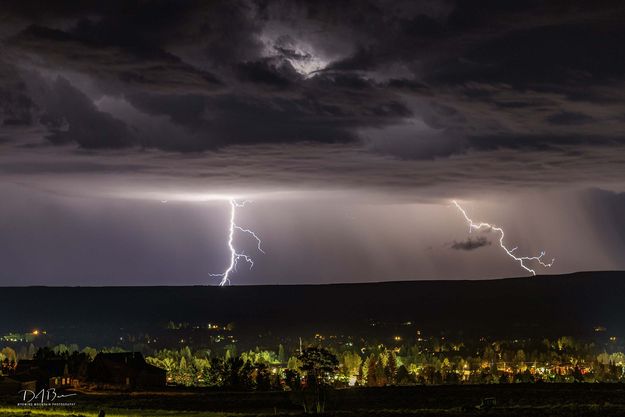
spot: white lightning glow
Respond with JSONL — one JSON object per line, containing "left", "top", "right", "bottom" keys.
{"left": 210, "top": 199, "right": 264, "bottom": 286}
{"left": 452, "top": 200, "right": 554, "bottom": 276}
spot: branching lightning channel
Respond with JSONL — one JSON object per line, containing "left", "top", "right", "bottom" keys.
{"left": 451, "top": 200, "right": 554, "bottom": 276}
{"left": 210, "top": 199, "right": 264, "bottom": 286}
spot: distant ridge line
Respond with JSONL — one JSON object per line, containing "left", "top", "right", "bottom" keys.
{"left": 3, "top": 270, "right": 624, "bottom": 288}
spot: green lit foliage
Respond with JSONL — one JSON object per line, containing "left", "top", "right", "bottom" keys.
{"left": 5, "top": 332, "right": 622, "bottom": 391}
{"left": 0, "top": 347, "right": 16, "bottom": 363}
{"left": 298, "top": 347, "right": 339, "bottom": 387}
{"left": 297, "top": 347, "right": 339, "bottom": 413}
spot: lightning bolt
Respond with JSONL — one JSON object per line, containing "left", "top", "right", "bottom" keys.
{"left": 451, "top": 200, "right": 554, "bottom": 276}
{"left": 210, "top": 199, "right": 264, "bottom": 286}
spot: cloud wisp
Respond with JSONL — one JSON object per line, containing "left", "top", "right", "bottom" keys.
{"left": 450, "top": 236, "right": 491, "bottom": 251}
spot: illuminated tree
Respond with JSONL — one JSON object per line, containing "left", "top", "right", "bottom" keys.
{"left": 365, "top": 354, "right": 377, "bottom": 386}
{"left": 81, "top": 347, "right": 98, "bottom": 360}
{"left": 284, "top": 368, "right": 301, "bottom": 391}
{"left": 340, "top": 351, "right": 362, "bottom": 381}
{"left": 206, "top": 357, "right": 224, "bottom": 386}
{"left": 255, "top": 363, "right": 272, "bottom": 391}
{"left": 1, "top": 347, "right": 17, "bottom": 363}
{"left": 396, "top": 365, "right": 415, "bottom": 385}
{"left": 34, "top": 347, "right": 57, "bottom": 360}
{"left": 287, "top": 355, "right": 301, "bottom": 370}
{"left": 53, "top": 344, "right": 69, "bottom": 355}
{"left": 375, "top": 354, "right": 387, "bottom": 386}
{"left": 298, "top": 347, "right": 339, "bottom": 413}
{"left": 299, "top": 347, "right": 338, "bottom": 386}
{"left": 385, "top": 351, "right": 397, "bottom": 385}
{"left": 26, "top": 344, "right": 36, "bottom": 359}
{"left": 514, "top": 349, "right": 527, "bottom": 372}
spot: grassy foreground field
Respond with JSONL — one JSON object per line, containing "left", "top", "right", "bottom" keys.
{"left": 2, "top": 384, "right": 625, "bottom": 417}
{"left": 0, "top": 410, "right": 235, "bottom": 417}
{"left": 2, "top": 407, "right": 625, "bottom": 417}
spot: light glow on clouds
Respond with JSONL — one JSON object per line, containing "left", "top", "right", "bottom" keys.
{"left": 260, "top": 32, "right": 329, "bottom": 76}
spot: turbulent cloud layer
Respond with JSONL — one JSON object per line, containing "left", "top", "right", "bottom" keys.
{"left": 1, "top": 1, "right": 625, "bottom": 284}
{"left": 1, "top": 1, "right": 625, "bottom": 163}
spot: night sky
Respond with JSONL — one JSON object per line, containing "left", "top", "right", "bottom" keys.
{"left": 1, "top": 1, "right": 625, "bottom": 285}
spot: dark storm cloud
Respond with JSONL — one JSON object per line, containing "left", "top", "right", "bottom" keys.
{"left": 2, "top": 0, "right": 416, "bottom": 150}
{"left": 118, "top": 77, "right": 411, "bottom": 150}
{"left": 450, "top": 236, "right": 491, "bottom": 251}
{"left": 32, "top": 76, "right": 134, "bottom": 148}
{"left": 0, "top": 60, "right": 35, "bottom": 126}
{"left": 0, "top": 0, "right": 624, "bottom": 174}
{"left": 317, "top": 1, "right": 625, "bottom": 155}
{"left": 546, "top": 112, "right": 595, "bottom": 126}
{"left": 8, "top": 25, "right": 222, "bottom": 94}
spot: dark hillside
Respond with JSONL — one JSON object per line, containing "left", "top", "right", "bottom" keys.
{"left": 1, "top": 271, "right": 624, "bottom": 345}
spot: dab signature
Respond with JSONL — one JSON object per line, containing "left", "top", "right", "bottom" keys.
{"left": 19, "top": 388, "right": 77, "bottom": 403}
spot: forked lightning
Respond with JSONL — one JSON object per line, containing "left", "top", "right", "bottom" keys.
{"left": 452, "top": 200, "right": 554, "bottom": 276}
{"left": 210, "top": 199, "right": 264, "bottom": 286}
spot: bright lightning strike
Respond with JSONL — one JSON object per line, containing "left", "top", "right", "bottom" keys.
{"left": 210, "top": 199, "right": 265, "bottom": 286}
{"left": 451, "top": 200, "right": 554, "bottom": 276}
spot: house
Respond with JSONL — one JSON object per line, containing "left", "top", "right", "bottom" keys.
{"left": 14, "top": 358, "right": 80, "bottom": 390}
{"left": 88, "top": 352, "right": 166, "bottom": 389}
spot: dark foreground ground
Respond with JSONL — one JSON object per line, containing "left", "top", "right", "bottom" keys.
{"left": 3, "top": 384, "right": 625, "bottom": 417}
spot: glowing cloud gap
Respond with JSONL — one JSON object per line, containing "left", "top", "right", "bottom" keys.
{"left": 451, "top": 200, "right": 554, "bottom": 276}
{"left": 210, "top": 199, "right": 264, "bottom": 286}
